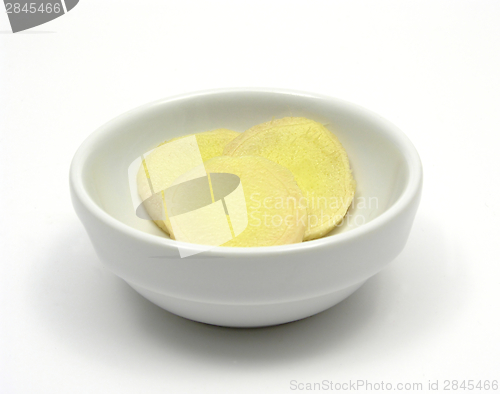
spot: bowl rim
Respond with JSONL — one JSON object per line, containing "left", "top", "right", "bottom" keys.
{"left": 70, "top": 87, "right": 423, "bottom": 256}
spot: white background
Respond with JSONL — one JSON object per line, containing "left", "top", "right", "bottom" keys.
{"left": 1, "top": 1, "right": 499, "bottom": 393}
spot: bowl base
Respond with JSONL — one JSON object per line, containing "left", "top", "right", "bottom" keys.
{"left": 127, "top": 280, "right": 366, "bottom": 328}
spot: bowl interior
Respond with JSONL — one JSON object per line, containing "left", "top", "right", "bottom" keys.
{"left": 79, "top": 90, "right": 411, "bottom": 241}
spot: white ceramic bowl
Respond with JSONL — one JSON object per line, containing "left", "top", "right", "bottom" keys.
{"left": 70, "top": 88, "right": 422, "bottom": 327}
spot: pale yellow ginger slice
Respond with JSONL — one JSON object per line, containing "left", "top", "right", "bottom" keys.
{"left": 166, "top": 156, "right": 306, "bottom": 247}
{"left": 223, "top": 117, "right": 355, "bottom": 241}
{"left": 137, "top": 129, "right": 239, "bottom": 237}
{"left": 164, "top": 128, "right": 240, "bottom": 162}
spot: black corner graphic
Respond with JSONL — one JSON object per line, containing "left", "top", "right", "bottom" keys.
{"left": 4, "top": 0, "right": 79, "bottom": 33}
{"left": 64, "top": 0, "right": 78, "bottom": 11}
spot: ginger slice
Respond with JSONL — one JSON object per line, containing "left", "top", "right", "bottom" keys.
{"left": 166, "top": 156, "right": 306, "bottom": 247}
{"left": 137, "top": 129, "right": 239, "bottom": 236}
{"left": 223, "top": 117, "right": 355, "bottom": 240}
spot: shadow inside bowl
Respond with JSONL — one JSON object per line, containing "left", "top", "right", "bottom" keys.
{"left": 28, "top": 213, "right": 467, "bottom": 370}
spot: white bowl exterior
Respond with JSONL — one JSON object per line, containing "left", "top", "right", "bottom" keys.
{"left": 128, "top": 281, "right": 366, "bottom": 327}
{"left": 70, "top": 88, "right": 422, "bottom": 327}
{"left": 71, "top": 187, "right": 420, "bottom": 304}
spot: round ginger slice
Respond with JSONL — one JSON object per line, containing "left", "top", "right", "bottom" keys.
{"left": 166, "top": 156, "right": 306, "bottom": 247}
{"left": 137, "top": 128, "right": 239, "bottom": 236}
{"left": 165, "top": 128, "right": 240, "bottom": 162}
{"left": 223, "top": 117, "right": 355, "bottom": 241}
